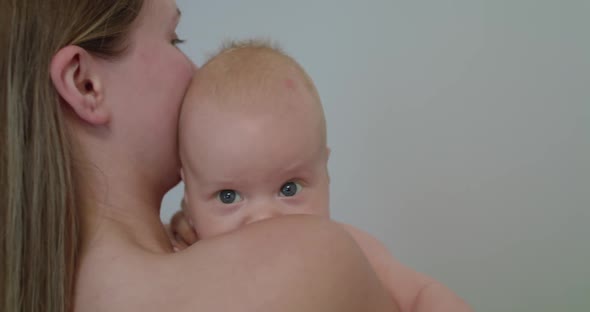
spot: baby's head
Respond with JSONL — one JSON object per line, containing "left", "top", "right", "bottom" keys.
{"left": 179, "top": 40, "right": 330, "bottom": 239}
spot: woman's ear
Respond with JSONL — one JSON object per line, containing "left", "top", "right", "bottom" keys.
{"left": 50, "top": 45, "right": 110, "bottom": 125}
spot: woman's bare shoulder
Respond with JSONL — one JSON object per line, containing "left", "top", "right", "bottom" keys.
{"left": 75, "top": 215, "right": 398, "bottom": 312}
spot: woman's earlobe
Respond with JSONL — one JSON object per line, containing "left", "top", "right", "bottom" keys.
{"left": 50, "top": 45, "right": 110, "bottom": 125}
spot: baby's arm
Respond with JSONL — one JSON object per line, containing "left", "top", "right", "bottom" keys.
{"left": 337, "top": 223, "right": 472, "bottom": 312}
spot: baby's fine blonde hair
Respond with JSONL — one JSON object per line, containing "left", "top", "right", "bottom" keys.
{"left": 184, "top": 39, "right": 326, "bottom": 143}
{"left": 196, "top": 39, "right": 322, "bottom": 110}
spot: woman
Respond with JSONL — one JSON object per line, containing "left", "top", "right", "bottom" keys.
{"left": 1, "top": 0, "right": 397, "bottom": 311}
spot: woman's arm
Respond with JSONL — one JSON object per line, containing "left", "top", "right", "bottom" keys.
{"left": 338, "top": 223, "right": 472, "bottom": 312}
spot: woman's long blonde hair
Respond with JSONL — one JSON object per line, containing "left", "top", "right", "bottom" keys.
{"left": 1, "top": 0, "right": 143, "bottom": 311}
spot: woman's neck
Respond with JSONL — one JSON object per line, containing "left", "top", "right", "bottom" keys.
{"left": 80, "top": 168, "right": 175, "bottom": 254}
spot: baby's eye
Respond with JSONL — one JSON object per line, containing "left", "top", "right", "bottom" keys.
{"left": 218, "top": 190, "right": 242, "bottom": 204}
{"left": 279, "top": 181, "right": 302, "bottom": 197}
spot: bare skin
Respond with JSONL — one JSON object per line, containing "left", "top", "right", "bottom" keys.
{"left": 172, "top": 46, "right": 472, "bottom": 312}
{"left": 75, "top": 216, "right": 397, "bottom": 312}
{"left": 54, "top": 0, "right": 401, "bottom": 310}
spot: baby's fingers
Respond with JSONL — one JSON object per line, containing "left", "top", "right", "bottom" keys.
{"left": 170, "top": 210, "right": 198, "bottom": 246}
{"left": 165, "top": 222, "right": 186, "bottom": 251}
{"left": 172, "top": 234, "right": 189, "bottom": 251}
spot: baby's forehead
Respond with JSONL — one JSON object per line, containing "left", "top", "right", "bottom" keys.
{"left": 184, "top": 67, "right": 319, "bottom": 121}
{"left": 194, "top": 43, "right": 316, "bottom": 96}
{"left": 179, "top": 41, "right": 326, "bottom": 150}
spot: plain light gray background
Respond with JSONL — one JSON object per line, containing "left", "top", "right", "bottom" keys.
{"left": 160, "top": 1, "right": 590, "bottom": 311}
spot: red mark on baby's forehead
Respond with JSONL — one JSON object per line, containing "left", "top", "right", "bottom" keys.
{"left": 284, "top": 78, "right": 297, "bottom": 91}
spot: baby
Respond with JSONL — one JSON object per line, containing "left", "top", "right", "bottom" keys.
{"left": 173, "top": 40, "right": 471, "bottom": 312}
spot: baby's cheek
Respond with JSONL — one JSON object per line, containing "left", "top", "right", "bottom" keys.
{"left": 194, "top": 220, "right": 218, "bottom": 239}
{"left": 193, "top": 227, "right": 212, "bottom": 240}
{"left": 312, "top": 190, "right": 330, "bottom": 217}
{"left": 196, "top": 215, "right": 239, "bottom": 239}
{"left": 298, "top": 199, "right": 329, "bottom": 217}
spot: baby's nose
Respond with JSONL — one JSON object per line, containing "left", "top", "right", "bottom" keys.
{"left": 244, "top": 203, "right": 283, "bottom": 225}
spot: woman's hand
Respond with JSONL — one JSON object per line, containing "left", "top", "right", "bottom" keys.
{"left": 167, "top": 197, "right": 199, "bottom": 251}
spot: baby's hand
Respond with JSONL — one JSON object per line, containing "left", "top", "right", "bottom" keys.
{"left": 168, "top": 198, "right": 199, "bottom": 251}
